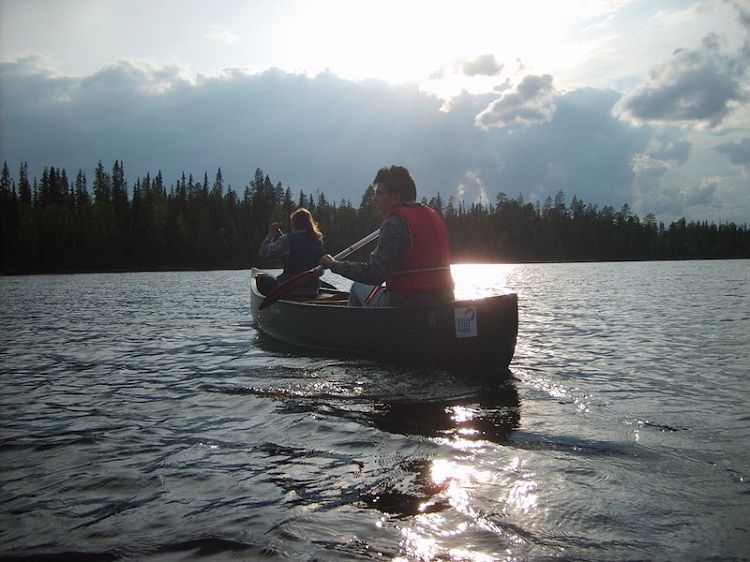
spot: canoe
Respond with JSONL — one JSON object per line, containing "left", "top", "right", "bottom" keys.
{"left": 250, "top": 268, "right": 518, "bottom": 372}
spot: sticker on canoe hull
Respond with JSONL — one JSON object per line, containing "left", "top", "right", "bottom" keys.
{"left": 454, "top": 306, "right": 478, "bottom": 338}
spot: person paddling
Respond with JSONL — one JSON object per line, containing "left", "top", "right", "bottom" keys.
{"left": 258, "top": 207, "right": 325, "bottom": 296}
{"left": 320, "top": 165, "right": 454, "bottom": 307}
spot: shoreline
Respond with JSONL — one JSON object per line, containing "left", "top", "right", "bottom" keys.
{"left": 2, "top": 256, "right": 748, "bottom": 277}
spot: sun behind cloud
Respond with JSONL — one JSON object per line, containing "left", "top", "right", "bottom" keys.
{"left": 270, "top": 0, "right": 594, "bottom": 89}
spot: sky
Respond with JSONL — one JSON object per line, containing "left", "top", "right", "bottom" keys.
{"left": 1, "top": 0, "right": 749, "bottom": 224}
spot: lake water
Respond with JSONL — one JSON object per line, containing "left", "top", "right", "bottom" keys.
{"left": 1, "top": 260, "right": 749, "bottom": 561}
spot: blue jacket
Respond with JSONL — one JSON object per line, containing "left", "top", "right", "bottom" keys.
{"left": 278, "top": 231, "right": 325, "bottom": 282}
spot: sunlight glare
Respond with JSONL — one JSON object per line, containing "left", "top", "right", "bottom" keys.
{"left": 278, "top": 0, "right": 594, "bottom": 87}
{"left": 451, "top": 263, "right": 517, "bottom": 300}
{"left": 504, "top": 457, "right": 539, "bottom": 513}
{"left": 448, "top": 405, "right": 476, "bottom": 423}
{"left": 447, "top": 405, "right": 482, "bottom": 437}
{"left": 399, "top": 528, "right": 439, "bottom": 561}
{"left": 431, "top": 458, "right": 490, "bottom": 488}
{"left": 397, "top": 457, "right": 533, "bottom": 560}
{"left": 507, "top": 479, "right": 539, "bottom": 513}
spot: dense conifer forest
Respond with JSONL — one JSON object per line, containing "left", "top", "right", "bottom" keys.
{"left": 1, "top": 160, "right": 748, "bottom": 275}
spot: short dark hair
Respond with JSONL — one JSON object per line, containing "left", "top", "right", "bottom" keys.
{"left": 373, "top": 165, "right": 416, "bottom": 201}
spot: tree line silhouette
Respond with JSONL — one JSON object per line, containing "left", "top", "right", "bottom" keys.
{"left": 1, "top": 160, "right": 748, "bottom": 275}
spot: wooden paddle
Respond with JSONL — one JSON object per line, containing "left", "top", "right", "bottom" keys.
{"left": 259, "top": 228, "right": 381, "bottom": 310}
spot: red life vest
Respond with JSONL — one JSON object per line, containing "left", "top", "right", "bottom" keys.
{"left": 386, "top": 205, "right": 454, "bottom": 294}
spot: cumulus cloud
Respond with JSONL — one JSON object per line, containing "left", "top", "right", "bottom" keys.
{"left": 648, "top": 130, "right": 692, "bottom": 165}
{"left": 461, "top": 54, "right": 503, "bottom": 77}
{"left": 455, "top": 171, "right": 490, "bottom": 205}
{"left": 628, "top": 128, "right": 695, "bottom": 215}
{"left": 715, "top": 137, "right": 750, "bottom": 171}
{"left": 725, "top": 0, "right": 750, "bottom": 30}
{"left": 474, "top": 74, "right": 556, "bottom": 129}
{"left": 0, "top": 57, "right": 452, "bottom": 197}
{"left": 649, "top": 138, "right": 692, "bottom": 165}
{"left": 614, "top": 33, "right": 750, "bottom": 129}
{"left": 632, "top": 153, "right": 670, "bottom": 182}
{"left": 428, "top": 68, "right": 445, "bottom": 80}
{"left": 630, "top": 153, "right": 669, "bottom": 214}
{"left": 682, "top": 177, "right": 722, "bottom": 208}
{"left": 0, "top": 54, "right": 78, "bottom": 105}
{"left": 651, "top": 176, "right": 731, "bottom": 220}
{"left": 0, "top": 57, "right": 746, "bottom": 222}
{"left": 474, "top": 87, "right": 651, "bottom": 207}
{"left": 630, "top": 155, "right": 728, "bottom": 218}
{"left": 630, "top": 141, "right": 744, "bottom": 221}
{"left": 428, "top": 54, "right": 503, "bottom": 81}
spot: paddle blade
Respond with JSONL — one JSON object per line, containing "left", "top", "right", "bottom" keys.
{"left": 258, "top": 268, "right": 321, "bottom": 310}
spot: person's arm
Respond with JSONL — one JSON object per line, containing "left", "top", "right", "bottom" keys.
{"left": 324, "top": 215, "right": 409, "bottom": 285}
{"left": 259, "top": 231, "right": 290, "bottom": 259}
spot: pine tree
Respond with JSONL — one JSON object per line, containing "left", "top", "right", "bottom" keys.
{"left": 112, "top": 160, "right": 130, "bottom": 225}
{"left": 74, "top": 170, "right": 91, "bottom": 213}
{"left": 0, "top": 162, "right": 16, "bottom": 269}
{"left": 1, "top": 162, "right": 12, "bottom": 197}
{"left": 211, "top": 168, "right": 224, "bottom": 199}
{"left": 93, "top": 161, "right": 111, "bottom": 204}
{"left": 17, "top": 162, "right": 32, "bottom": 205}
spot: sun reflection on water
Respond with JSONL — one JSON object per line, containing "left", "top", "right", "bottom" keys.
{"left": 447, "top": 405, "right": 482, "bottom": 438}
{"left": 390, "top": 450, "right": 540, "bottom": 560}
{"left": 451, "top": 263, "right": 518, "bottom": 301}
{"left": 448, "top": 405, "right": 476, "bottom": 423}
{"left": 395, "top": 458, "right": 510, "bottom": 560}
{"left": 503, "top": 457, "right": 539, "bottom": 513}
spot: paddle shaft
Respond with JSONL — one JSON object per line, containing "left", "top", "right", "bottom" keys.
{"left": 293, "top": 227, "right": 381, "bottom": 277}
{"left": 331, "top": 228, "right": 381, "bottom": 261}
{"left": 308, "top": 227, "right": 383, "bottom": 275}
{"left": 258, "top": 228, "right": 380, "bottom": 309}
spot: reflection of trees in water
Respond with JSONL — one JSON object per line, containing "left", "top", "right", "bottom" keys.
{"left": 359, "top": 376, "right": 520, "bottom": 517}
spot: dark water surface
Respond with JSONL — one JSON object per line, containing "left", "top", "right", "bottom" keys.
{"left": 1, "top": 261, "right": 749, "bottom": 561}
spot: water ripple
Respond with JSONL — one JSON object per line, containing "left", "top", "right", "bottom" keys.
{"left": 1, "top": 263, "right": 749, "bottom": 561}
